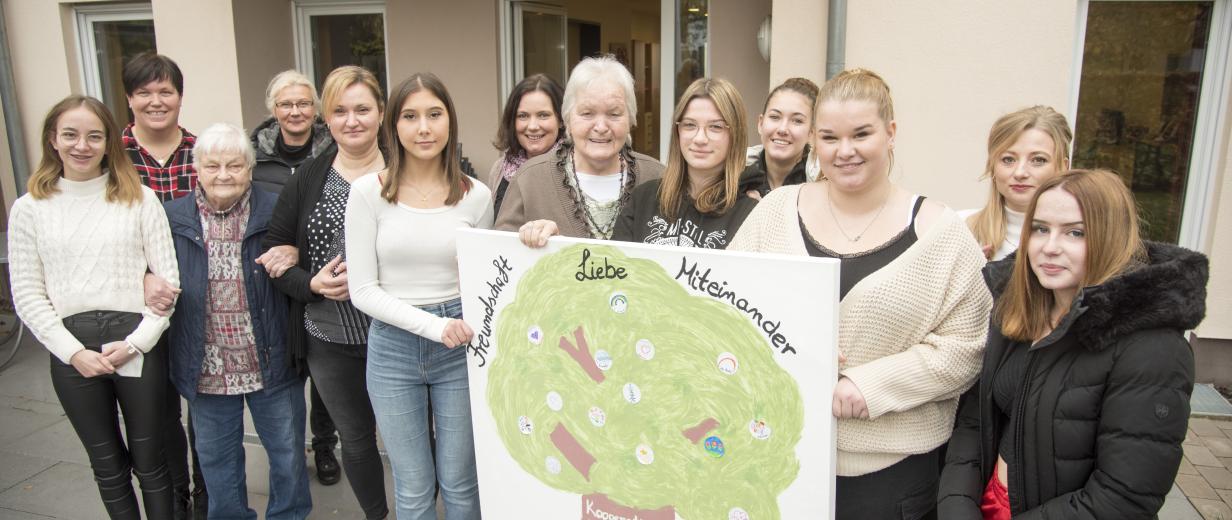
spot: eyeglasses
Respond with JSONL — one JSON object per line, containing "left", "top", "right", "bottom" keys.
{"left": 275, "top": 100, "right": 314, "bottom": 112}
{"left": 57, "top": 131, "right": 105, "bottom": 146}
{"left": 677, "top": 120, "right": 728, "bottom": 139}
{"left": 200, "top": 163, "right": 247, "bottom": 174}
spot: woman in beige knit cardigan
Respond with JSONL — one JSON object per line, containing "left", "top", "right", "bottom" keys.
{"left": 729, "top": 69, "right": 992, "bottom": 520}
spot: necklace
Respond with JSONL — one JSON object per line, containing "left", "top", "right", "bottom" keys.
{"left": 334, "top": 151, "right": 383, "bottom": 181}
{"left": 567, "top": 151, "right": 628, "bottom": 239}
{"left": 406, "top": 181, "right": 442, "bottom": 202}
{"left": 826, "top": 184, "right": 891, "bottom": 242}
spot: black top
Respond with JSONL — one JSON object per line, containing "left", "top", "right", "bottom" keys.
{"left": 992, "top": 340, "right": 1030, "bottom": 472}
{"left": 802, "top": 196, "right": 926, "bottom": 299}
{"left": 276, "top": 133, "right": 313, "bottom": 167}
{"left": 737, "top": 148, "right": 809, "bottom": 198}
{"left": 302, "top": 168, "right": 369, "bottom": 344}
{"left": 612, "top": 178, "right": 758, "bottom": 249}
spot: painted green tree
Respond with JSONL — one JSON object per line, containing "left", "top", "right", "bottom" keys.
{"left": 488, "top": 244, "right": 803, "bottom": 519}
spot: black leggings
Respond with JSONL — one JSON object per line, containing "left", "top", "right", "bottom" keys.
{"left": 50, "top": 311, "right": 173, "bottom": 520}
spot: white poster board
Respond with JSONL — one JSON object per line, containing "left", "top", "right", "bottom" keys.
{"left": 458, "top": 229, "right": 840, "bottom": 519}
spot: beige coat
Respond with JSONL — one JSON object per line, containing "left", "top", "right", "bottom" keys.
{"left": 493, "top": 145, "right": 664, "bottom": 238}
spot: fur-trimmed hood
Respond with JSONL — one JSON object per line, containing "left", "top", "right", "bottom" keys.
{"left": 984, "top": 241, "right": 1208, "bottom": 352}
{"left": 251, "top": 116, "right": 333, "bottom": 162}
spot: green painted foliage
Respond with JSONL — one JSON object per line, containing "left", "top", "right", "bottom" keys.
{"left": 488, "top": 244, "right": 803, "bottom": 519}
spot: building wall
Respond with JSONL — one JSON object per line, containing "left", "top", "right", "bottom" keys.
{"left": 845, "top": 0, "right": 1079, "bottom": 211}
{"left": 4, "top": 0, "right": 77, "bottom": 182}
{"left": 1198, "top": 77, "right": 1232, "bottom": 340}
{"left": 709, "top": 0, "right": 771, "bottom": 144}
{"left": 385, "top": 0, "right": 501, "bottom": 172}
{"left": 152, "top": 0, "right": 244, "bottom": 131}
{"left": 767, "top": 0, "right": 825, "bottom": 88}
{"left": 232, "top": 0, "right": 295, "bottom": 131}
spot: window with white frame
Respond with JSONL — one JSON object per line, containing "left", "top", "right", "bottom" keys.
{"left": 1072, "top": 0, "right": 1231, "bottom": 247}
{"left": 293, "top": 0, "right": 388, "bottom": 93}
{"left": 75, "top": 3, "right": 156, "bottom": 127}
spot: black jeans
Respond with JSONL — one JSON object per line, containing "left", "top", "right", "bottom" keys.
{"left": 51, "top": 311, "right": 173, "bottom": 520}
{"left": 309, "top": 376, "right": 340, "bottom": 452}
{"left": 305, "top": 335, "right": 388, "bottom": 519}
{"left": 835, "top": 447, "right": 941, "bottom": 520}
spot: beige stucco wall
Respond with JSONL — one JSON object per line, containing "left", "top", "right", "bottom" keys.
{"left": 386, "top": 0, "right": 500, "bottom": 172}
{"left": 3, "top": 0, "right": 78, "bottom": 190}
{"left": 845, "top": 0, "right": 1079, "bottom": 211}
{"left": 710, "top": 0, "right": 770, "bottom": 144}
{"left": 152, "top": 0, "right": 244, "bottom": 132}
{"left": 232, "top": 0, "right": 295, "bottom": 132}
{"left": 768, "top": 0, "right": 825, "bottom": 89}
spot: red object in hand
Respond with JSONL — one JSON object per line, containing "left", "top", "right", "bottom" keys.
{"left": 980, "top": 474, "right": 1011, "bottom": 520}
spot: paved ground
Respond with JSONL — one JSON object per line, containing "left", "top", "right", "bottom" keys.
{"left": 0, "top": 332, "right": 1211, "bottom": 519}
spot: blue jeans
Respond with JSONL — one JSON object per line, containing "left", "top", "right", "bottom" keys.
{"left": 367, "top": 298, "right": 479, "bottom": 520}
{"left": 190, "top": 379, "right": 311, "bottom": 520}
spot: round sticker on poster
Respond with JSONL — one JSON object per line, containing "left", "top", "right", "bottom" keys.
{"left": 595, "top": 350, "right": 613, "bottom": 371}
{"left": 588, "top": 406, "right": 606, "bottom": 427}
{"left": 717, "top": 352, "right": 739, "bottom": 375}
{"left": 728, "top": 507, "right": 750, "bottom": 520}
{"left": 623, "top": 382, "right": 642, "bottom": 404}
{"left": 636, "top": 443, "right": 655, "bottom": 465}
{"left": 704, "top": 436, "right": 725, "bottom": 458}
{"left": 609, "top": 292, "right": 629, "bottom": 314}
{"left": 545, "top": 456, "right": 562, "bottom": 475}
{"left": 635, "top": 339, "right": 655, "bottom": 360}
{"left": 527, "top": 325, "right": 543, "bottom": 345}
{"left": 517, "top": 416, "right": 533, "bottom": 435}
{"left": 749, "top": 419, "right": 772, "bottom": 441}
{"left": 546, "top": 391, "right": 563, "bottom": 412}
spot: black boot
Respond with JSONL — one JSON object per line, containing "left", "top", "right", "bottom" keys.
{"left": 172, "top": 488, "right": 190, "bottom": 520}
{"left": 315, "top": 448, "right": 342, "bottom": 485}
{"left": 191, "top": 487, "right": 208, "bottom": 520}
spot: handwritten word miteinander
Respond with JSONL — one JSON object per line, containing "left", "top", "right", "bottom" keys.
{"left": 575, "top": 248, "right": 627, "bottom": 282}
{"left": 675, "top": 257, "right": 797, "bottom": 355}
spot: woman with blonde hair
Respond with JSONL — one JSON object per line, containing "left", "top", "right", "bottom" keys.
{"left": 262, "top": 65, "right": 389, "bottom": 519}
{"left": 730, "top": 69, "right": 991, "bottom": 519}
{"left": 9, "top": 95, "right": 179, "bottom": 519}
{"left": 939, "top": 169, "right": 1203, "bottom": 518}
{"left": 609, "top": 77, "right": 756, "bottom": 248}
{"left": 963, "top": 106, "right": 1072, "bottom": 260}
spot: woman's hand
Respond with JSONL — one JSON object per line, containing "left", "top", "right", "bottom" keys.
{"left": 256, "top": 245, "right": 300, "bottom": 278}
{"left": 981, "top": 244, "right": 994, "bottom": 260}
{"left": 833, "top": 377, "right": 869, "bottom": 419}
{"left": 309, "top": 255, "right": 349, "bottom": 301}
{"left": 441, "top": 319, "right": 474, "bottom": 349}
{"left": 143, "top": 273, "right": 181, "bottom": 317}
{"left": 519, "top": 219, "right": 559, "bottom": 248}
{"left": 101, "top": 341, "right": 138, "bottom": 368}
{"left": 69, "top": 349, "right": 115, "bottom": 377}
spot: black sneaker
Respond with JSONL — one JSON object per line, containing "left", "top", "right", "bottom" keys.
{"left": 315, "top": 448, "right": 341, "bottom": 485}
{"left": 191, "top": 488, "right": 208, "bottom": 520}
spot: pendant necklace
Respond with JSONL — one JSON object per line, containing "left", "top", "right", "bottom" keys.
{"left": 827, "top": 185, "right": 890, "bottom": 242}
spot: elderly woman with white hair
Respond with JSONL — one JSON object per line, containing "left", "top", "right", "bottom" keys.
{"left": 164, "top": 123, "right": 311, "bottom": 520}
{"left": 495, "top": 54, "right": 664, "bottom": 241}
{"left": 251, "top": 69, "right": 334, "bottom": 195}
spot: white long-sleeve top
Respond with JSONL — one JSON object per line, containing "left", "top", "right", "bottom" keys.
{"left": 958, "top": 206, "right": 1025, "bottom": 261}
{"left": 8, "top": 174, "right": 180, "bottom": 364}
{"left": 345, "top": 173, "right": 493, "bottom": 343}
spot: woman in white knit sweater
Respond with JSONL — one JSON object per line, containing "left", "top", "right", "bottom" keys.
{"left": 729, "top": 70, "right": 992, "bottom": 520}
{"left": 346, "top": 73, "right": 492, "bottom": 519}
{"left": 8, "top": 95, "right": 180, "bottom": 519}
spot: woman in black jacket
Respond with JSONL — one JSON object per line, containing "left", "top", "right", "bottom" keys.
{"left": 259, "top": 65, "right": 389, "bottom": 520}
{"left": 609, "top": 77, "right": 756, "bottom": 249}
{"left": 938, "top": 168, "right": 1206, "bottom": 519}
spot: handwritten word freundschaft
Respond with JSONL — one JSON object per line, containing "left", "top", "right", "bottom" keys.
{"left": 470, "top": 255, "right": 512, "bottom": 367}
{"left": 675, "top": 258, "right": 797, "bottom": 355}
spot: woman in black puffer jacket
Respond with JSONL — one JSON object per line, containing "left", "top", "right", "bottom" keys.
{"left": 938, "top": 168, "right": 1207, "bottom": 519}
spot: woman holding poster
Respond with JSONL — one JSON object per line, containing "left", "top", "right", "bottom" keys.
{"left": 346, "top": 72, "right": 492, "bottom": 519}
{"left": 938, "top": 169, "right": 1202, "bottom": 519}
{"left": 729, "top": 69, "right": 992, "bottom": 519}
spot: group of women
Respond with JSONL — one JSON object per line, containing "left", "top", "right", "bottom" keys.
{"left": 9, "top": 50, "right": 1207, "bottom": 520}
